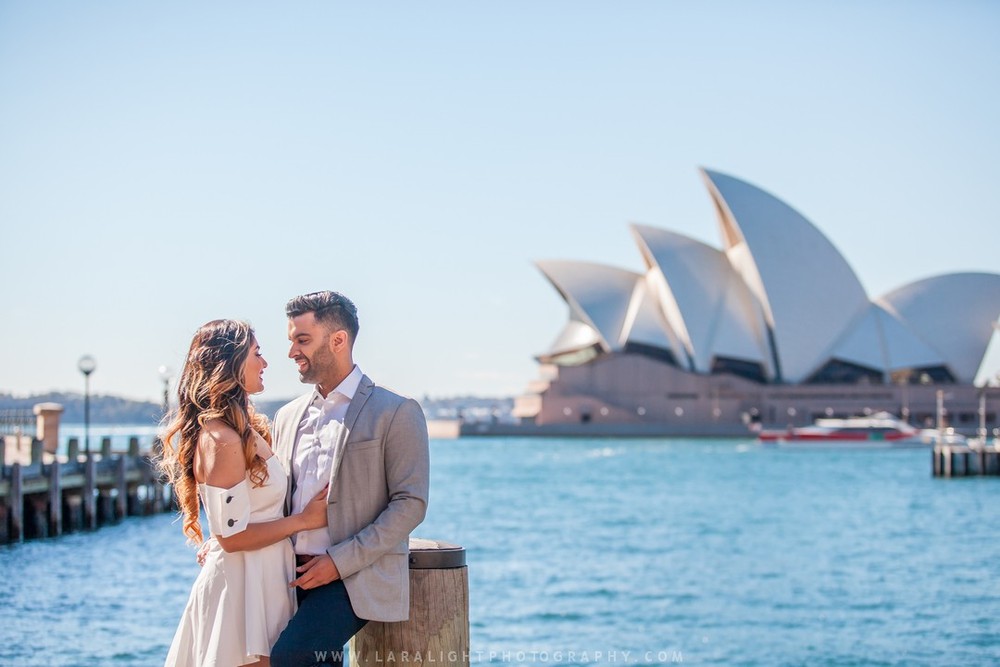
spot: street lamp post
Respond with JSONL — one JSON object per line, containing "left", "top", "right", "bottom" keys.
{"left": 158, "top": 365, "right": 172, "bottom": 417}
{"left": 77, "top": 355, "right": 97, "bottom": 456}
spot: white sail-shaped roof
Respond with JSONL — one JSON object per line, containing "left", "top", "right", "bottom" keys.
{"left": 819, "top": 302, "right": 945, "bottom": 376}
{"left": 536, "top": 260, "right": 657, "bottom": 355}
{"left": 619, "top": 272, "right": 678, "bottom": 352}
{"left": 629, "top": 223, "right": 771, "bottom": 376}
{"left": 532, "top": 170, "right": 1000, "bottom": 387}
{"left": 700, "top": 168, "right": 871, "bottom": 382}
{"left": 546, "top": 318, "right": 602, "bottom": 357}
{"left": 877, "top": 272, "right": 1000, "bottom": 383}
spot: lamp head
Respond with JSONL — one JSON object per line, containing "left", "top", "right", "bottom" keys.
{"left": 78, "top": 355, "right": 97, "bottom": 376}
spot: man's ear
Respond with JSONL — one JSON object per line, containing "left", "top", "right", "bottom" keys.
{"left": 330, "top": 330, "right": 349, "bottom": 353}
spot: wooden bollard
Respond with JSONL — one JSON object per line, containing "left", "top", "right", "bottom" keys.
{"left": 9, "top": 463, "right": 24, "bottom": 542}
{"left": 350, "top": 538, "right": 469, "bottom": 666}
{"left": 67, "top": 437, "right": 79, "bottom": 463}
{"left": 128, "top": 437, "right": 140, "bottom": 458}
{"left": 48, "top": 459, "right": 63, "bottom": 536}
{"left": 64, "top": 494, "right": 83, "bottom": 532}
{"left": 141, "top": 458, "right": 161, "bottom": 514}
{"left": 100, "top": 437, "right": 112, "bottom": 460}
{"left": 115, "top": 456, "right": 128, "bottom": 519}
{"left": 26, "top": 495, "right": 48, "bottom": 539}
{"left": 30, "top": 438, "right": 44, "bottom": 465}
{"left": 83, "top": 456, "right": 97, "bottom": 529}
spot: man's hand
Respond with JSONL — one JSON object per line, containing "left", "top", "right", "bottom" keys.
{"left": 290, "top": 554, "right": 341, "bottom": 589}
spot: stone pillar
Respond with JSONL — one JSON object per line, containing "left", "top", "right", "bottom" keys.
{"left": 33, "top": 402, "right": 64, "bottom": 455}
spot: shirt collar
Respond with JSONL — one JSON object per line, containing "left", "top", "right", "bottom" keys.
{"left": 311, "top": 365, "right": 363, "bottom": 405}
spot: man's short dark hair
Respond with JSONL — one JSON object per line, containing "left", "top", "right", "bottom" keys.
{"left": 285, "top": 291, "right": 360, "bottom": 343}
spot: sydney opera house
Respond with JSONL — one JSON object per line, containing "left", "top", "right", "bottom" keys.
{"left": 509, "top": 169, "right": 1000, "bottom": 436}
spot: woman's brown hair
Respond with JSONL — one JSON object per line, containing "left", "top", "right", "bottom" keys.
{"left": 158, "top": 319, "right": 271, "bottom": 543}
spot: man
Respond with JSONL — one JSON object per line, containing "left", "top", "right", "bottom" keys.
{"left": 269, "top": 291, "right": 430, "bottom": 667}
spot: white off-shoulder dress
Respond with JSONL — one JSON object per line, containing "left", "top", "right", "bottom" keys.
{"left": 165, "top": 453, "right": 296, "bottom": 667}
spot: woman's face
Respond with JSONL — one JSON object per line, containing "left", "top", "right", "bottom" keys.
{"left": 242, "top": 337, "right": 268, "bottom": 394}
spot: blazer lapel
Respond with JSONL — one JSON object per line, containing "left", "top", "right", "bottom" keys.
{"left": 281, "top": 393, "right": 314, "bottom": 516}
{"left": 343, "top": 375, "right": 373, "bottom": 435}
{"left": 327, "top": 375, "right": 374, "bottom": 490}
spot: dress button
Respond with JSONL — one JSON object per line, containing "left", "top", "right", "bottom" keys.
{"left": 226, "top": 496, "right": 233, "bottom": 503}
{"left": 228, "top": 519, "right": 236, "bottom": 527}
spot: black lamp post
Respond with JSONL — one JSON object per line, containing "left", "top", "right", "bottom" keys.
{"left": 77, "top": 355, "right": 97, "bottom": 456}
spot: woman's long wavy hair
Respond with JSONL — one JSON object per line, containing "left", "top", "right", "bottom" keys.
{"left": 158, "top": 319, "right": 272, "bottom": 544}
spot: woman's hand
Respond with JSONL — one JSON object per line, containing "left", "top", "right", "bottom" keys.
{"left": 196, "top": 537, "right": 216, "bottom": 566}
{"left": 298, "top": 486, "right": 330, "bottom": 530}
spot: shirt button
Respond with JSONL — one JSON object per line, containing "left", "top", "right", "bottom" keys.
{"left": 228, "top": 519, "right": 236, "bottom": 527}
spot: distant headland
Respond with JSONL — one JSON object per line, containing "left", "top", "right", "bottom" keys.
{"left": 0, "top": 391, "right": 513, "bottom": 425}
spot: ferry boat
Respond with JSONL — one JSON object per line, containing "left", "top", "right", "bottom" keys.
{"left": 757, "top": 412, "right": 925, "bottom": 447}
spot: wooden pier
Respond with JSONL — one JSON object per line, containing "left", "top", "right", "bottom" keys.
{"left": 0, "top": 434, "right": 172, "bottom": 543}
{"left": 932, "top": 442, "right": 1000, "bottom": 478}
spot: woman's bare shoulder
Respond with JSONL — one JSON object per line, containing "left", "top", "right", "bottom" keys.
{"left": 198, "top": 419, "right": 242, "bottom": 451}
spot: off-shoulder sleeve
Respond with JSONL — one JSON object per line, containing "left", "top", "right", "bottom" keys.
{"left": 202, "top": 480, "right": 251, "bottom": 538}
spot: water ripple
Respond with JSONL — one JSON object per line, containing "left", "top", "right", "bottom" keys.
{"left": 2, "top": 438, "right": 1000, "bottom": 665}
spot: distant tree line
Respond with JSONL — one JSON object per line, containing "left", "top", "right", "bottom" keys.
{"left": 0, "top": 392, "right": 166, "bottom": 425}
{"left": 0, "top": 392, "right": 512, "bottom": 425}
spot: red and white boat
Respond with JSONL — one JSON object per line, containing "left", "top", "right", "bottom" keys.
{"left": 756, "top": 412, "right": 925, "bottom": 448}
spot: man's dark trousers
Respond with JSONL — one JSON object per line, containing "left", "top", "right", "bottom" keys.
{"left": 271, "top": 580, "right": 368, "bottom": 667}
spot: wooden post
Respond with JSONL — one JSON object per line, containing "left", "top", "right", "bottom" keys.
{"left": 83, "top": 456, "right": 97, "bottom": 530}
{"left": 67, "top": 437, "right": 80, "bottom": 463}
{"left": 143, "top": 457, "right": 160, "bottom": 514}
{"left": 101, "top": 437, "right": 112, "bottom": 460}
{"left": 9, "top": 463, "right": 24, "bottom": 542}
{"left": 64, "top": 493, "right": 83, "bottom": 532}
{"left": 350, "top": 538, "right": 469, "bottom": 666}
{"left": 128, "top": 437, "right": 140, "bottom": 458}
{"left": 30, "top": 438, "right": 44, "bottom": 465}
{"left": 115, "top": 456, "right": 127, "bottom": 520}
{"left": 48, "top": 459, "right": 63, "bottom": 536}
{"left": 27, "top": 495, "right": 48, "bottom": 539}
{"left": 138, "top": 456, "right": 157, "bottom": 515}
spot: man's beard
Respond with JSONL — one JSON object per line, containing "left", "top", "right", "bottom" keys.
{"left": 298, "top": 343, "right": 334, "bottom": 384}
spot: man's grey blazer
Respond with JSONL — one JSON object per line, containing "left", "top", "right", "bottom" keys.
{"left": 272, "top": 374, "right": 430, "bottom": 622}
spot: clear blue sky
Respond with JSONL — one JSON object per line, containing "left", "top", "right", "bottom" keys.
{"left": 2, "top": 1, "right": 998, "bottom": 403}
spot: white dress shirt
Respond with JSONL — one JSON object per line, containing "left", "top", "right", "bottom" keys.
{"left": 290, "top": 364, "right": 363, "bottom": 555}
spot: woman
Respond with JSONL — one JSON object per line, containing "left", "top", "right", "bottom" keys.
{"left": 160, "top": 320, "right": 328, "bottom": 667}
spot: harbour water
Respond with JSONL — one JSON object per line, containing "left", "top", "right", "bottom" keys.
{"left": 2, "top": 435, "right": 998, "bottom": 666}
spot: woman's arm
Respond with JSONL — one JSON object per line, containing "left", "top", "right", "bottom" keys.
{"left": 198, "top": 422, "right": 327, "bottom": 553}
{"left": 215, "top": 488, "right": 326, "bottom": 553}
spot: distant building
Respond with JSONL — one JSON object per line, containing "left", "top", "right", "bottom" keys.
{"left": 513, "top": 169, "right": 1000, "bottom": 435}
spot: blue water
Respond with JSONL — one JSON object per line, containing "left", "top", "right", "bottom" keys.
{"left": 54, "top": 424, "right": 161, "bottom": 456}
{"left": 1, "top": 437, "right": 998, "bottom": 666}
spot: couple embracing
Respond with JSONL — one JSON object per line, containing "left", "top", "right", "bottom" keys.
{"left": 159, "top": 291, "right": 430, "bottom": 667}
